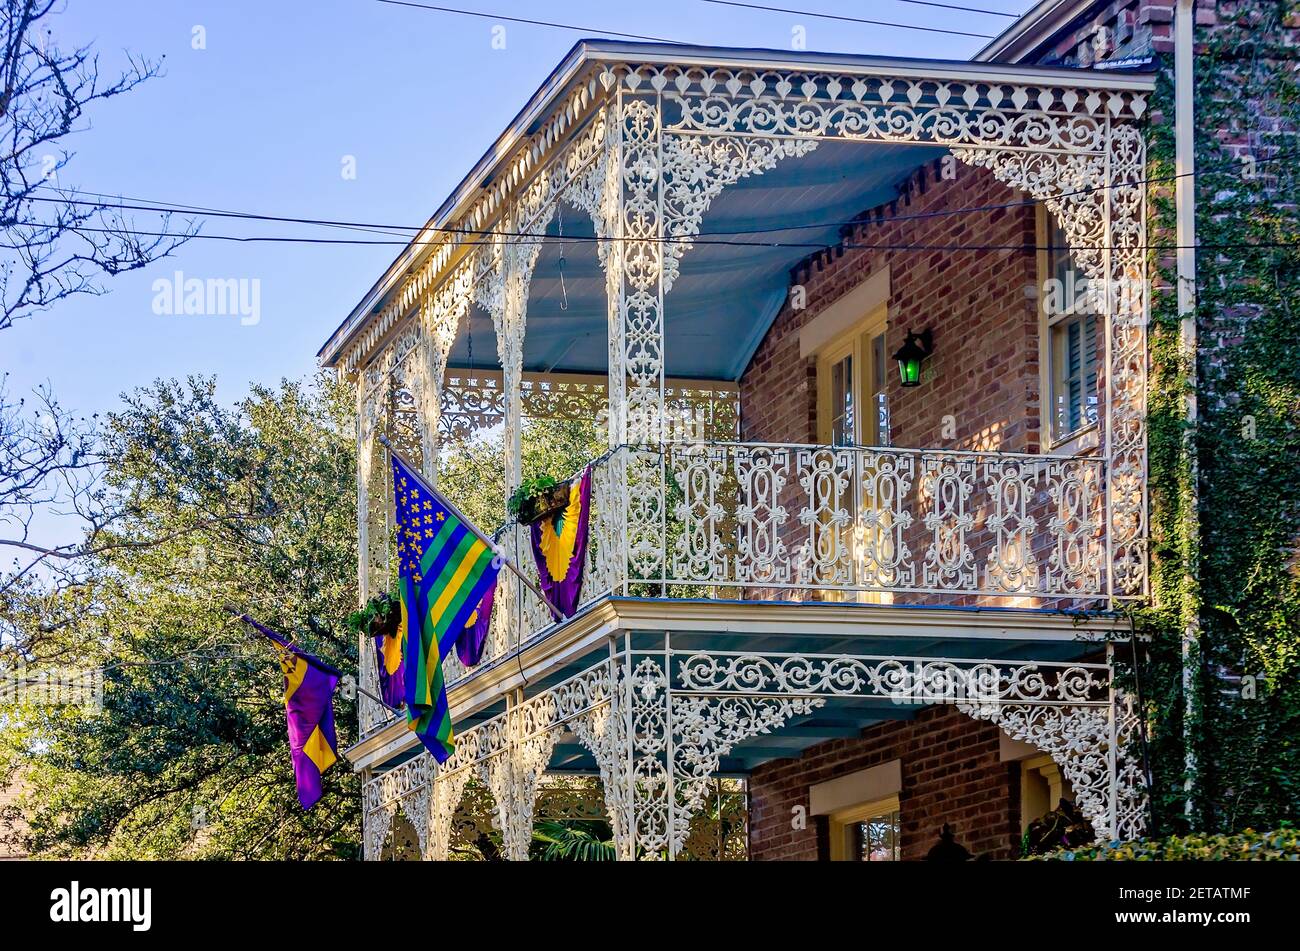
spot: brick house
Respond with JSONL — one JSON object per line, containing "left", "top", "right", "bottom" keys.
{"left": 0, "top": 778, "right": 29, "bottom": 860}
{"left": 317, "top": 2, "right": 1257, "bottom": 859}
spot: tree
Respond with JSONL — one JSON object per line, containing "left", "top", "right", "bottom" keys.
{"left": 437, "top": 416, "right": 607, "bottom": 536}
{"left": 1, "top": 0, "right": 195, "bottom": 329}
{"left": 0, "top": 375, "right": 360, "bottom": 858}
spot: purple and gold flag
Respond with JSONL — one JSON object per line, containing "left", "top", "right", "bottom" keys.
{"left": 455, "top": 577, "right": 497, "bottom": 667}
{"left": 374, "top": 620, "right": 405, "bottom": 709}
{"left": 392, "top": 454, "right": 502, "bottom": 761}
{"left": 529, "top": 467, "right": 592, "bottom": 620}
{"left": 242, "top": 615, "right": 340, "bottom": 810}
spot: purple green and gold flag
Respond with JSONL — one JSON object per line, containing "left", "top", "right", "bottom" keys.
{"left": 242, "top": 615, "right": 340, "bottom": 810}
{"left": 529, "top": 467, "right": 592, "bottom": 620}
{"left": 392, "top": 454, "right": 501, "bottom": 762}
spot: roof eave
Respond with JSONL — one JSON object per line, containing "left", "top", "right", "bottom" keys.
{"left": 320, "top": 36, "right": 1154, "bottom": 370}
{"left": 973, "top": 0, "right": 1105, "bottom": 64}
{"left": 317, "top": 39, "right": 596, "bottom": 368}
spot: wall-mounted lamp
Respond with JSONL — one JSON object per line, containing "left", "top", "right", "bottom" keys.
{"left": 892, "top": 329, "right": 933, "bottom": 388}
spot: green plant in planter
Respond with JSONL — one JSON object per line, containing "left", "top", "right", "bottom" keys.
{"left": 1021, "top": 800, "right": 1095, "bottom": 857}
{"left": 507, "top": 474, "right": 571, "bottom": 525}
{"left": 531, "top": 819, "right": 616, "bottom": 861}
{"left": 346, "top": 592, "right": 400, "bottom": 639}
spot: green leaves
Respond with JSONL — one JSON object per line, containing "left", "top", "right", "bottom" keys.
{"left": 1031, "top": 828, "right": 1300, "bottom": 862}
{"left": 506, "top": 475, "right": 559, "bottom": 518}
{"left": 1140, "top": 6, "right": 1300, "bottom": 834}
{"left": 1, "top": 374, "right": 361, "bottom": 859}
{"left": 531, "top": 819, "right": 617, "bottom": 862}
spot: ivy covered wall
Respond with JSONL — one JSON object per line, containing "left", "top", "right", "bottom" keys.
{"left": 1142, "top": 0, "right": 1299, "bottom": 833}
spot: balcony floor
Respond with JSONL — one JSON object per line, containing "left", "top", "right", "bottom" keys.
{"left": 348, "top": 595, "right": 1124, "bottom": 772}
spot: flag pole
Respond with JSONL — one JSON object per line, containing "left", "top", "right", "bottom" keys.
{"left": 377, "top": 434, "right": 566, "bottom": 622}
{"left": 223, "top": 605, "right": 401, "bottom": 713}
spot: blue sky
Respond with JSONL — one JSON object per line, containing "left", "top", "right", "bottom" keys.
{"left": 2, "top": 0, "right": 1030, "bottom": 419}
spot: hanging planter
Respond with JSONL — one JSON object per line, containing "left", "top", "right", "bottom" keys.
{"left": 345, "top": 593, "right": 404, "bottom": 710}
{"left": 345, "top": 592, "right": 399, "bottom": 641}
{"left": 508, "top": 475, "right": 572, "bottom": 526}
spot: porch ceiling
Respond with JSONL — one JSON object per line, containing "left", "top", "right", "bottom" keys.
{"left": 446, "top": 139, "right": 946, "bottom": 382}
{"left": 321, "top": 40, "right": 1155, "bottom": 373}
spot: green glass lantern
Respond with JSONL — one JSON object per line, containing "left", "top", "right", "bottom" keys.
{"left": 892, "top": 329, "right": 933, "bottom": 388}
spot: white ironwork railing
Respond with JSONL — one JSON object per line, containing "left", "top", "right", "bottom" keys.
{"left": 359, "top": 442, "right": 1107, "bottom": 738}
{"left": 660, "top": 442, "right": 1105, "bottom": 598}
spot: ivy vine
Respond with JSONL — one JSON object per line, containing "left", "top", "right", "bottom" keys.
{"left": 1138, "top": 0, "right": 1300, "bottom": 834}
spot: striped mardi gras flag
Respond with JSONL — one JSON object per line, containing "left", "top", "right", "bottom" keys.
{"left": 391, "top": 454, "right": 500, "bottom": 761}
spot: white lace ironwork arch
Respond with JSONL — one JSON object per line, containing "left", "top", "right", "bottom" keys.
{"left": 350, "top": 57, "right": 1147, "bottom": 601}
{"left": 667, "top": 648, "right": 1146, "bottom": 846}
{"left": 361, "top": 644, "right": 1146, "bottom": 860}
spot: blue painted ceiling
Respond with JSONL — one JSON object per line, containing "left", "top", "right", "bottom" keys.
{"left": 446, "top": 139, "right": 948, "bottom": 382}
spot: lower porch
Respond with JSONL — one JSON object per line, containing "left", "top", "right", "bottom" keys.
{"left": 357, "top": 600, "right": 1145, "bottom": 860}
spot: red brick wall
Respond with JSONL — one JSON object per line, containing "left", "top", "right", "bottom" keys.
{"left": 748, "top": 706, "right": 1021, "bottom": 861}
{"left": 739, "top": 160, "right": 1041, "bottom": 457}
{"left": 987, "top": 1, "right": 1172, "bottom": 66}
{"left": 736, "top": 161, "right": 1056, "bottom": 607}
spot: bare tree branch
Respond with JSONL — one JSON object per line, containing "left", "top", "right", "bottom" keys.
{"left": 0, "top": 0, "right": 196, "bottom": 329}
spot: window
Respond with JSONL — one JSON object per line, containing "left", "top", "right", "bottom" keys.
{"left": 853, "top": 808, "right": 902, "bottom": 862}
{"left": 1038, "top": 209, "right": 1100, "bottom": 445}
{"left": 828, "top": 795, "right": 902, "bottom": 861}
{"left": 816, "top": 306, "right": 889, "bottom": 447}
{"left": 828, "top": 351, "right": 854, "bottom": 446}
{"left": 811, "top": 305, "right": 891, "bottom": 602}
{"left": 1050, "top": 313, "right": 1099, "bottom": 436}
{"left": 811, "top": 762, "right": 902, "bottom": 860}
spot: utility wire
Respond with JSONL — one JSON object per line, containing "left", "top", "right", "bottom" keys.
{"left": 34, "top": 221, "right": 1300, "bottom": 253}
{"left": 377, "top": 0, "right": 1007, "bottom": 41}
{"left": 374, "top": 0, "right": 688, "bottom": 43}
{"left": 696, "top": 0, "right": 997, "bottom": 38}
{"left": 26, "top": 146, "right": 1297, "bottom": 248}
{"left": 867, "top": 0, "right": 1020, "bottom": 16}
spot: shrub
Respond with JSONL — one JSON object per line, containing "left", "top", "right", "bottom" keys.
{"left": 1029, "top": 827, "right": 1300, "bottom": 861}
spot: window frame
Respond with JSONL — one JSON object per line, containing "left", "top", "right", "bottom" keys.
{"left": 828, "top": 794, "right": 901, "bottom": 862}
{"left": 1036, "top": 204, "right": 1101, "bottom": 453}
{"left": 815, "top": 303, "right": 889, "bottom": 448}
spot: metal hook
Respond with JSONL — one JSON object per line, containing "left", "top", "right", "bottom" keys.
{"left": 557, "top": 207, "right": 569, "bottom": 311}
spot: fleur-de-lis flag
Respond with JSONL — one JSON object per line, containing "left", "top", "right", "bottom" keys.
{"left": 391, "top": 454, "right": 501, "bottom": 761}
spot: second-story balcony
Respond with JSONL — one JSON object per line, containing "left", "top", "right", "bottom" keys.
{"left": 353, "top": 433, "right": 1112, "bottom": 739}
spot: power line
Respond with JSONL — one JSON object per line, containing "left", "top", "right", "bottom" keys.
{"left": 35, "top": 184, "right": 418, "bottom": 241}
{"left": 376, "top": 0, "right": 1005, "bottom": 42}
{"left": 696, "top": 0, "right": 997, "bottom": 38}
{"left": 374, "top": 0, "right": 688, "bottom": 43}
{"left": 36, "top": 221, "right": 1299, "bottom": 254}
{"left": 26, "top": 184, "right": 420, "bottom": 237}
{"left": 23, "top": 145, "right": 1297, "bottom": 251}
{"left": 871, "top": 0, "right": 1020, "bottom": 16}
